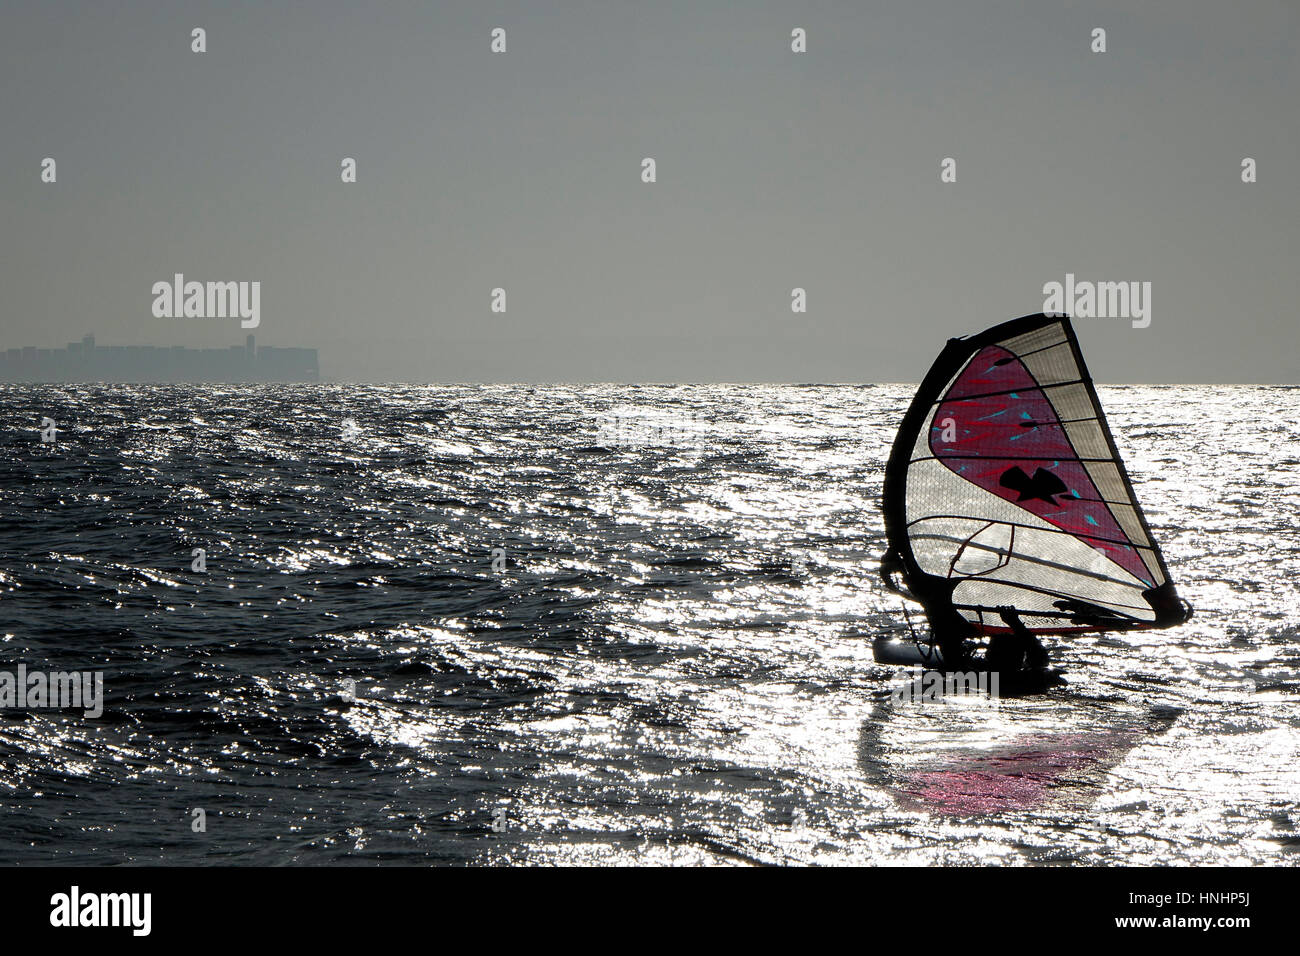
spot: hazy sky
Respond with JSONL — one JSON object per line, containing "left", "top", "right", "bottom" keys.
{"left": 1, "top": 1, "right": 1295, "bottom": 382}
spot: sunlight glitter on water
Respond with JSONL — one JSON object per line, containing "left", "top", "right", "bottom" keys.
{"left": 0, "top": 384, "right": 1297, "bottom": 863}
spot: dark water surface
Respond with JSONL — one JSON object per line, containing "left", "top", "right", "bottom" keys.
{"left": 1, "top": 384, "right": 1297, "bottom": 864}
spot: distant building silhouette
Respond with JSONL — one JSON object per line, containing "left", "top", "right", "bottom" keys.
{"left": 0, "top": 334, "right": 319, "bottom": 383}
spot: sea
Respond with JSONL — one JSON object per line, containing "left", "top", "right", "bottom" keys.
{"left": 0, "top": 383, "right": 1297, "bottom": 865}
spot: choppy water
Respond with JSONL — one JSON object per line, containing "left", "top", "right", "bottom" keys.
{"left": 0, "top": 384, "right": 1297, "bottom": 865}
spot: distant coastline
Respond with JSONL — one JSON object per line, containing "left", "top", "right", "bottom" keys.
{"left": 0, "top": 334, "right": 318, "bottom": 383}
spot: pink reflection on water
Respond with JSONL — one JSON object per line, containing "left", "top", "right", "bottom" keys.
{"left": 896, "top": 731, "right": 1139, "bottom": 815}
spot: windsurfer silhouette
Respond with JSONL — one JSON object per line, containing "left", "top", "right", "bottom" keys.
{"left": 881, "top": 547, "right": 1056, "bottom": 682}
{"left": 987, "top": 606, "right": 1050, "bottom": 673}
{"left": 930, "top": 606, "right": 1049, "bottom": 675}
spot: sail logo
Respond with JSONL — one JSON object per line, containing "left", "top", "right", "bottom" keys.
{"left": 891, "top": 669, "right": 1000, "bottom": 705}
{"left": 1042, "top": 274, "right": 1151, "bottom": 328}
{"left": 151, "top": 274, "right": 261, "bottom": 328}
{"left": 49, "top": 886, "right": 151, "bottom": 936}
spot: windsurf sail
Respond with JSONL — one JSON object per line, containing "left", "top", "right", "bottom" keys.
{"left": 881, "top": 313, "right": 1191, "bottom": 636}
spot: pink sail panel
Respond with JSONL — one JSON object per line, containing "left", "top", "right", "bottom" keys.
{"left": 928, "top": 345, "right": 1150, "bottom": 584}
